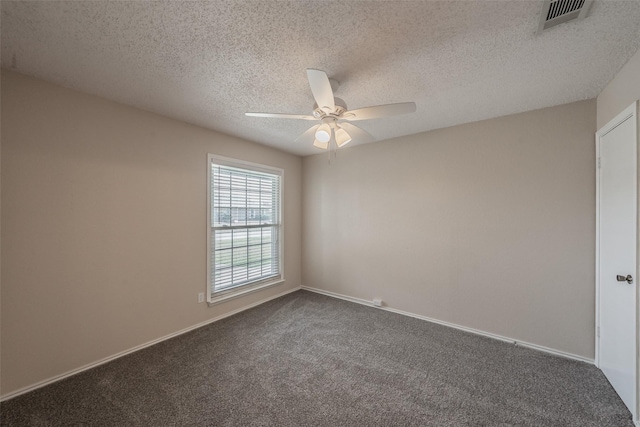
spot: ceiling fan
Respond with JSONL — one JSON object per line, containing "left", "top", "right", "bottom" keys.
{"left": 245, "top": 69, "right": 417, "bottom": 150}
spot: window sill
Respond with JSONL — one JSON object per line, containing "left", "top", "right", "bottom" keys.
{"left": 207, "top": 279, "right": 286, "bottom": 307}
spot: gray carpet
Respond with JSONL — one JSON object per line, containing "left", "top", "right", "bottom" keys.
{"left": 0, "top": 290, "right": 634, "bottom": 426}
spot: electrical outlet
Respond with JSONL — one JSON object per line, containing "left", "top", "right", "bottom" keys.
{"left": 198, "top": 292, "right": 205, "bottom": 303}
{"left": 373, "top": 298, "right": 383, "bottom": 307}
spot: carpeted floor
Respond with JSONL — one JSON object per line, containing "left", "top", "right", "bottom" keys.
{"left": 0, "top": 290, "right": 634, "bottom": 426}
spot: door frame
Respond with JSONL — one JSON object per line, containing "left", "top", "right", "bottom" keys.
{"left": 595, "top": 100, "right": 639, "bottom": 423}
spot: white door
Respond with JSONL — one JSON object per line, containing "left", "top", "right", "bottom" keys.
{"left": 597, "top": 102, "right": 637, "bottom": 420}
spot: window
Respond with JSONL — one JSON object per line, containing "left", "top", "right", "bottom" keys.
{"left": 207, "top": 155, "right": 283, "bottom": 302}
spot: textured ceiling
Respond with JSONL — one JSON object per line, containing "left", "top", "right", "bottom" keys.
{"left": 2, "top": 1, "right": 640, "bottom": 156}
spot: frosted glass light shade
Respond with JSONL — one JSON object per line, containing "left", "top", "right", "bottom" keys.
{"left": 315, "top": 124, "right": 331, "bottom": 143}
{"left": 335, "top": 127, "right": 352, "bottom": 147}
{"left": 313, "top": 139, "right": 329, "bottom": 149}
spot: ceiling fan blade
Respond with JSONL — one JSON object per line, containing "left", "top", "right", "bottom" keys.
{"left": 295, "top": 124, "right": 320, "bottom": 143}
{"left": 245, "top": 112, "right": 317, "bottom": 120}
{"left": 306, "top": 69, "right": 335, "bottom": 112}
{"left": 339, "top": 122, "right": 374, "bottom": 143}
{"left": 342, "top": 102, "right": 416, "bottom": 121}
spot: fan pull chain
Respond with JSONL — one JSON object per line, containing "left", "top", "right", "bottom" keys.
{"left": 329, "top": 139, "right": 339, "bottom": 164}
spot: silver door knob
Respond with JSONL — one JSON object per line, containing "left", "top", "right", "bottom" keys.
{"left": 617, "top": 274, "right": 633, "bottom": 284}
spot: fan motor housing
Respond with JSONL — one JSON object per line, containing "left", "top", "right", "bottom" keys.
{"left": 313, "top": 97, "right": 348, "bottom": 119}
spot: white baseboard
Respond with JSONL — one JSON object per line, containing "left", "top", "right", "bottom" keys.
{"left": 300, "top": 286, "right": 594, "bottom": 365}
{"left": 0, "top": 285, "right": 301, "bottom": 402}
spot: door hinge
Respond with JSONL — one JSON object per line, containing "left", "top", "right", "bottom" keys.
{"left": 597, "top": 157, "right": 601, "bottom": 168}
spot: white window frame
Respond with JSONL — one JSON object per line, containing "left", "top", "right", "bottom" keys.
{"left": 206, "top": 154, "right": 284, "bottom": 305}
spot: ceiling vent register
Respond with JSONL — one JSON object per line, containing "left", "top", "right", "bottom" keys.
{"left": 537, "top": 0, "right": 592, "bottom": 33}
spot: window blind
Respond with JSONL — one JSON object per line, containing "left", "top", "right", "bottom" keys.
{"left": 210, "top": 162, "right": 281, "bottom": 293}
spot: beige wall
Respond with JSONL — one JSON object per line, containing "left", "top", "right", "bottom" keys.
{"left": 303, "top": 100, "right": 597, "bottom": 359}
{"left": 0, "top": 70, "right": 302, "bottom": 396}
{"left": 597, "top": 47, "right": 640, "bottom": 129}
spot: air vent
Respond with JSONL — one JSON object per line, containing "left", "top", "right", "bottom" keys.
{"left": 537, "top": 0, "right": 592, "bottom": 33}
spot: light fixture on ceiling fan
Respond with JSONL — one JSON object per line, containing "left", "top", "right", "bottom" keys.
{"left": 245, "top": 69, "right": 417, "bottom": 150}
